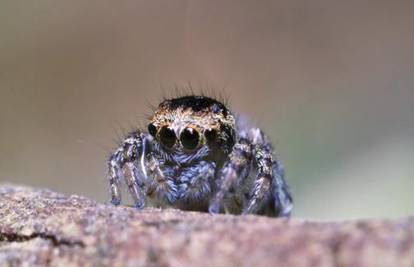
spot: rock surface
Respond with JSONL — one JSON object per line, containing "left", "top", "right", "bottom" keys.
{"left": 0, "top": 185, "right": 414, "bottom": 267}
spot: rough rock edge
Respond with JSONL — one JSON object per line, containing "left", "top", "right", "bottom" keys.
{"left": 0, "top": 184, "right": 413, "bottom": 267}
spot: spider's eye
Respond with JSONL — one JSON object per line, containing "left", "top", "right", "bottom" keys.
{"left": 159, "top": 126, "right": 176, "bottom": 148}
{"left": 180, "top": 128, "right": 200, "bottom": 150}
{"left": 147, "top": 123, "right": 157, "bottom": 136}
{"left": 204, "top": 128, "right": 217, "bottom": 142}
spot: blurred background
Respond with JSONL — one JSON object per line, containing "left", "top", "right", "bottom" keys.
{"left": 1, "top": 1, "right": 413, "bottom": 220}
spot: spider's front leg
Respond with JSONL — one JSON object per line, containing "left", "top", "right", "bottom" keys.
{"left": 108, "top": 130, "right": 150, "bottom": 208}
{"left": 243, "top": 128, "right": 293, "bottom": 216}
{"left": 208, "top": 138, "right": 253, "bottom": 214}
{"left": 179, "top": 161, "right": 216, "bottom": 202}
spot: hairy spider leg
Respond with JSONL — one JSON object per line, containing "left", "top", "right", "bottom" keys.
{"left": 125, "top": 162, "right": 146, "bottom": 209}
{"left": 108, "top": 131, "right": 148, "bottom": 208}
{"left": 243, "top": 128, "right": 292, "bottom": 216}
{"left": 178, "top": 161, "right": 216, "bottom": 201}
{"left": 272, "top": 159, "right": 293, "bottom": 216}
{"left": 146, "top": 153, "right": 180, "bottom": 204}
{"left": 208, "top": 138, "right": 253, "bottom": 214}
{"left": 243, "top": 144, "right": 273, "bottom": 214}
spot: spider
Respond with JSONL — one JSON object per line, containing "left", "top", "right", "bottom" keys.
{"left": 107, "top": 95, "right": 292, "bottom": 217}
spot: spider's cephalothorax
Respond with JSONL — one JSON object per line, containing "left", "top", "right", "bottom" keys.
{"left": 108, "top": 95, "right": 292, "bottom": 216}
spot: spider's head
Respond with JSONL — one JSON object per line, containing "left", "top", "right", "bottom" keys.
{"left": 147, "top": 96, "right": 236, "bottom": 157}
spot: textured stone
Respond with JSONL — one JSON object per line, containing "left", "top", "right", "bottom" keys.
{"left": 0, "top": 185, "right": 413, "bottom": 267}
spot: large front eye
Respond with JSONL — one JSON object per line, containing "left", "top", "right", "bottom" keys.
{"left": 180, "top": 128, "right": 200, "bottom": 150}
{"left": 159, "top": 126, "right": 176, "bottom": 148}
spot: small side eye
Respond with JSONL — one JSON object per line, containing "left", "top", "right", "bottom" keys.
{"left": 159, "top": 126, "right": 176, "bottom": 148}
{"left": 204, "top": 128, "right": 217, "bottom": 142}
{"left": 180, "top": 128, "right": 200, "bottom": 150}
{"left": 147, "top": 123, "right": 157, "bottom": 136}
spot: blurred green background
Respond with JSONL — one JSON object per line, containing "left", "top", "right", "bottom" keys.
{"left": 1, "top": 1, "right": 413, "bottom": 220}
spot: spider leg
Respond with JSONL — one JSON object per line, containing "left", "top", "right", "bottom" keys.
{"left": 124, "top": 162, "right": 146, "bottom": 208}
{"left": 178, "top": 161, "right": 216, "bottom": 202}
{"left": 108, "top": 130, "right": 149, "bottom": 208}
{"left": 243, "top": 128, "right": 293, "bottom": 216}
{"left": 272, "top": 159, "right": 293, "bottom": 216}
{"left": 146, "top": 155, "right": 179, "bottom": 205}
{"left": 208, "top": 138, "right": 252, "bottom": 214}
{"left": 242, "top": 143, "right": 272, "bottom": 214}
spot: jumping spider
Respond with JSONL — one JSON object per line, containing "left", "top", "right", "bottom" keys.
{"left": 108, "top": 95, "right": 292, "bottom": 217}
